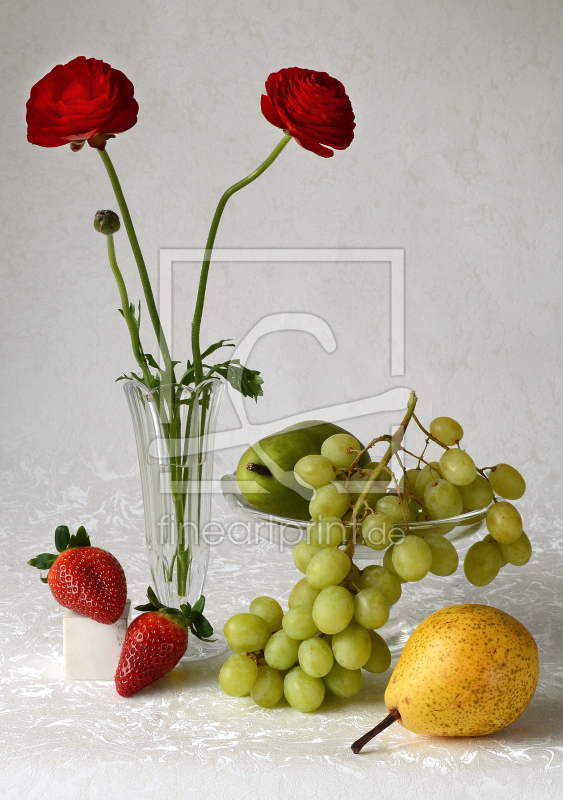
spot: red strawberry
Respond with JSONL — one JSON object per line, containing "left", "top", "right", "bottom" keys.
{"left": 28, "top": 525, "right": 127, "bottom": 624}
{"left": 115, "top": 587, "right": 214, "bottom": 697}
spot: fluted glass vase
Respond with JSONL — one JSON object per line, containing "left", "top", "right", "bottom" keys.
{"left": 124, "top": 377, "right": 225, "bottom": 659}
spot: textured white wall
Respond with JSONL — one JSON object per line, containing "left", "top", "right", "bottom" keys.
{"left": 2, "top": 0, "right": 562, "bottom": 505}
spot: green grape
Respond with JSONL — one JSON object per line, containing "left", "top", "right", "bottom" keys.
{"left": 250, "top": 665, "right": 285, "bottom": 707}
{"left": 306, "top": 547, "right": 351, "bottom": 590}
{"left": 298, "top": 636, "right": 334, "bottom": 678}
{"left": 497, "top": 531, "right": 532, "bottom": 566}
{"left": 294, "top": 454, "right": 336, "bottom": 489}
{"left": 430, "top": 416, "right": 464, "bottom": 446}
{"left": 486, "top": 501, "right": 522, "bottom": 544}
{"left": 463, "top": 540, "right": 502, "bottom": 586}
{"left": 282, "top": 605, "right": 319, "bottom": 640}
{"left": 363, "top": 630, "right": 392, "bottom": 673}
{"left": 496, "top": 542, "right": 509, "bottom": 567}
{"left": 312, "top": 585, "right": 354, "bottom": 634}
{"left": 309, "top": 483, "right": 350, "bottom": 520}
{"left": 439, "top": 449, "right": 477, "bottom": 487}
{"left": 249, "top": 596, "right": 284, "bottom": 633}
{"left": 392, "top": 535, "right": 433, "bottom": 581}
{"left": 293, "top": 540, "right": 322, "bottom": 573}
{"left": 307, "top": 516, "right": 346, "bottom": 548}
{"left": 224, "top": 613, "right": 271, "bottom": 653}
{"left": 323, "top": 661, "right": 363, "bottom": 698}
{"left": 359, "top": 462, "right": 393, "bottom": 490}
{"left": 321, "top": 433, "right": 362, "bottom": 470}
{"left": 457, "top": 474, "right": 494, "bottom": 511}
{"left": 353, "top": 587, "right": 389, "bottom": 629}
{"left": 345, "top": 563, "right": 361, "bottom": 586}
{"left": 332, "top": 621, "right": 372, "bottom": 669}
{"left": 382, "top": 544, "right": 406, "bottom": 582}
{"left": 219, "top": 653, "right": 258, "bottom": 696}
{"left": 424, "top": 533, "right": 459, "bottom": 576}
{"left": 283, "top": 666, "right": 325, "bottom": 712}
{"left": 415, "top": 461, "right": 442, "bottom": 497}
{"left": 488, "top": 463, "right": 526, "bottom": 500}
{"left": 399, "top": 468, "right": 422, "bottom": 497}
{"left": 264, "top": 630, "right": 300, "bottom": 670}
{"left": 361, "top": 511, "right": 394, "bottom": 550}
{"left": 357, "top": 564, "right": 402, "bottom": 605}
{"left": 424, "top": 479, "right": 463, "bottom": 519}
{"left": 288, "top": 578, "right": 321, "bottom": 608}
{"left": 375, "top": 494, "right": 414, "bottom": 524}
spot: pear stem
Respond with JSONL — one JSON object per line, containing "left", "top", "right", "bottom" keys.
{"left": 351, "top": 708, "right": 401, "bottom": 754}
{"left": 246, "top": 463, "right": 272, "bottom": 477}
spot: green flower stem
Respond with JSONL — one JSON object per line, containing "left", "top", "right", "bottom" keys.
{"left": 191, "top": 133, "right": 292, "bottom": 385}
{"left": 106, "top": 235, "right": 154, "bottom": 388}
{"left": 98, "top": 149, "right": 173, "bottom": 377}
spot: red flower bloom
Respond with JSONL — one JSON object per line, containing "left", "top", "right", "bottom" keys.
{"left": 26, "top": 56, "right": 138, "bottom": 151}
{"left": 261, "top": 68, "right": 355, "bottom": 158}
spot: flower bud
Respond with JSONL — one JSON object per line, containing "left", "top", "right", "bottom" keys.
{"left": 94, "top": 210, "right": 120, "bottom": 235}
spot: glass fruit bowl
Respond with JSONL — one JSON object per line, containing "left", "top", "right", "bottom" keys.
{"left": 221, "top": 473, "right": 489, "bottom": 561}
{"left": 222, "top": 473, "right": 490, "bottom": 653}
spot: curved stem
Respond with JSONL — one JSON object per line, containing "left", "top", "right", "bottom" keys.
{"left": 191, "top": 134, "right": 292, "bottom": 385}
{"left": 106, "top": 235, "right": 154, "bottom": 388}
{"left": 351, "top": 708, "right": 401, "bottom": 754}
{"left": 98, "top": 149, "right": 173, "bottom": 375}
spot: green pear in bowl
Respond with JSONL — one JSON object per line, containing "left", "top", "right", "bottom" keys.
{"left": 236, "top": 420, "right": 370, "bottom": 520}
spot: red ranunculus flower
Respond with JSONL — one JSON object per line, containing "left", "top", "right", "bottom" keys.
{"left": 261, "top": 68, "right": 355, "bottom": 158}
{"left": 26, "top": 56, "right": 138, "bottom": 151}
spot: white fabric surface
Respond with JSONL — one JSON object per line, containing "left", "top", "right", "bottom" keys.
{"left": 1, "top": 470, "right": 561, "bottom": 800}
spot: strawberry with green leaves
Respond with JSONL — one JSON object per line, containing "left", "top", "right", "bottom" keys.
{"left": 28, "top": 525, "right": 127, "bottom": 624}
{"left": 115, "top": 587, "right": 214, "bottom": 697}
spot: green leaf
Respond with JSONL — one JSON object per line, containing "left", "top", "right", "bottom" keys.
{"left": 146, "top": 586, "right": 164, "bottom": 609}
{"left": 213, "top": 360, "right": 264, "bottom": 401}
{"left": 179, "top": 361, "right": 195, "bottom": 387}
{"left": 28, "top": 553, "right": 58, "bottom": 570}
{"left": 192, "top": 595, "right": 205, "bottom": 615}
{"left": 191, "top": 613, "right": 214, "bottom": 641}
{"left": 54, "top": 525, "right": 70, "bottom": 553}
{"left": 201, "top": 339, "right": 235, "bottom": 360}
{"left": 144, "top": 353, "right": 160, "bottom": 370}
{"left": 69, "top": 526, "right": 90, "bottom": 549}
{"left": 40, "top": 575, "right": 49, "bottom": 584}
{"left": 134, "top": 603, "right": 156, "bottom": 612}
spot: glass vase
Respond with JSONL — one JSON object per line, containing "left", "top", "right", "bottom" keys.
{"left": 124, "top": 377, "right": 226, "bottom": 659}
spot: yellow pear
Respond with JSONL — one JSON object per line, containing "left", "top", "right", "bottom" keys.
{"left": 352, "top": 604, "right": 539, "bottom": 753}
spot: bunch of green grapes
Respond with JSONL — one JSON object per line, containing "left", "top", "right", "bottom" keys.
{"left": 219, "top": 526, "right": 395, "bottom": 711}
{"left": 219, "top": 418, "right": 531, "bottom": 711}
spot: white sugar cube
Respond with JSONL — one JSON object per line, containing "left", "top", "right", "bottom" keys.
{"left": 63, "top": 602, "right": 130, "bottom": 681}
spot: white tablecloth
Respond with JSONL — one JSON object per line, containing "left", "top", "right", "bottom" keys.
{"left": 1, "top": 474, "right": 560, "bottom": 800}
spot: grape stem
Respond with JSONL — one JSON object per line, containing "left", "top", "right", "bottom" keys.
{"left": 347, "top": 435, "right": 392, "bottom": 476}
{"left": 412, "top": 414, "right": 450, "bottom": 450}
{"left": 243, "top": 650, "right": 265, "bottom": 666}
{"left": 398, "top": 446, "right": 443, "bottom": 477}
{"left": 350, "top": 391, "right": 418, "bottom": 537}
{"left": 351, "top": 708, "right": 401, "bottom": 753}
{"left": 389, "top": 470, "right": 412, "bottom": 534}
{"left": 417, "top": 437, "right": 430, "bottom": 467}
